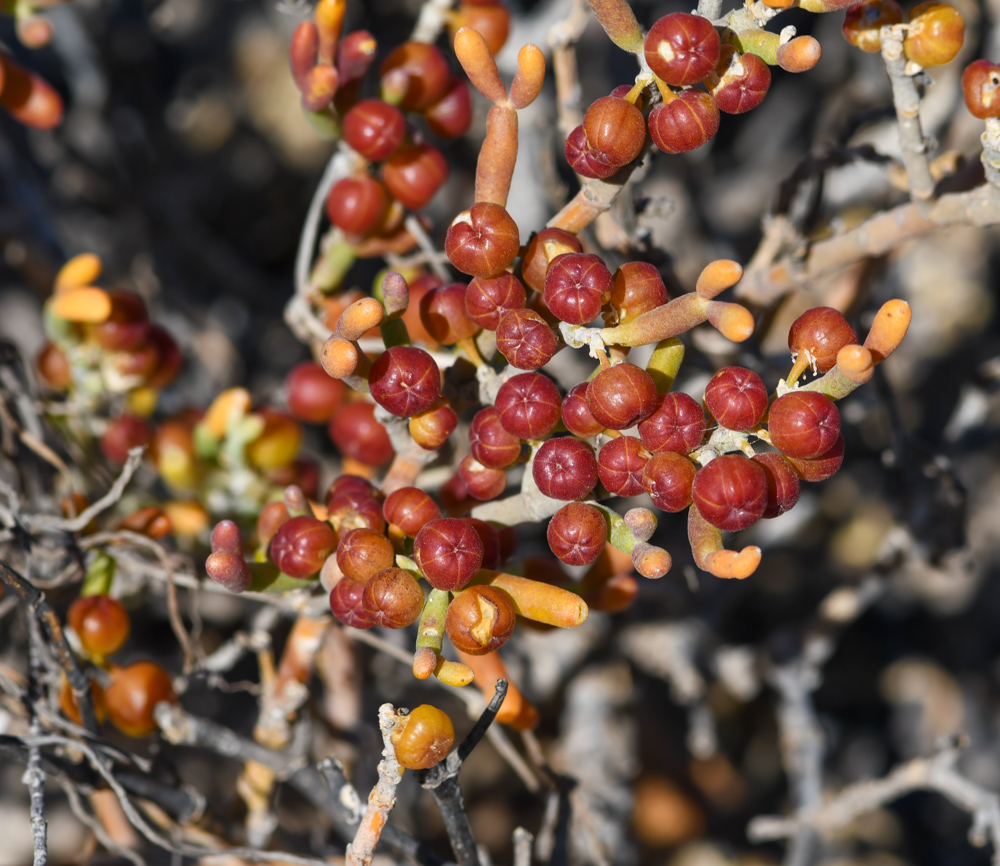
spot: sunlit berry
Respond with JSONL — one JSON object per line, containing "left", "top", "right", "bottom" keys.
{"left": 642, "top": 451, "right": 697, "bottom": 512}
{"left": 598, "top": 436, "right": 650, "bottom": 497}
{"left": 329, "top": 402, "right": 394, "bottom": 466}
{"left": 68, "top": 595, "right": 131, "bottom": 658}
{"left": 752, "top": 452, "right": 801, "bottom": 518}
{"left": 362, "top": 567, "right": 425, "bottom": 628}
{"left": 270, "top": 515, "right": 337, "bottom": 578}
{"left": 521, "top": 228, "right": 583, "bottom": 293}
{"left": 286, "top": 361, "right": 346, "bottom": 424}
{"left": 583, "top": 96, "right": 646, "bottom": 166}
{"left": 586, "top": 363, "right": 659, "bottom": 430}
{"left": 903, "top": 1, "right": 964, "bottom": 68}
{"left": 495, "top": 309, "right": 559, "bottom": 370}
{"left": 788, "top": 307, "right": 858, "bottom": 373}
{"left": 343, "top": 98, "right": 406, "bottom": 161}
{"left": 466, "top": 273, "right": 527, "bottom": 330}
{"left": 391, "top": 704, "right": 454, "bottom": 769}
{"left": 962, "top": 59, "right": 1000, "bottom": 119}
{"left": 326, "top": 176, "right": 389, "bottom": 236}
{"left": 445, "top": 202, "right": 521, "bottom": 279}
{"left": 532, "top": 437, "right": 598, "bottom": 500}
{"left": 561, "top": 382, "right": 604, "bottom": 438}
{"left": 691, "top": 453, "right": 767, "bottom": 531}
{"left": 644, "top": 13, "right": 721, "bottom": 86}
{"left": 383, "top": 487, "right": 441, "bottom": 537}
{"left": 329, "top": 577, "right": 375, "bottom": 629}
{"left": 544, "top": 252, "right": 612, "bottom": 325}
{"left": 546, "top": 502, "right": 607, "bottom": 566}
{"left": 470, "top": 406, "right": 522, "bottom": 469}
{"left": 707, "top": 46, "right": 771, "bottom": 114}
{"left": 413, "top": 517, "right": 485, "bottom": 590}
{"left": 105, "top": 661, "right": 176, "bottom": 738}
{"left": 383, "top": 143, "right": 448, "bottom": 211}
{"left": 446, "top": 585, "right": 516, "bottom": 654}
{"left": 768, "top": 390, "right": 841, "bottom": 459}
{"left": 637, "top": 392, "right": 706, "bottom": 454}
{"left": 842, "top": 0, "right": 904, "bottom": 52}
{"left": 704, "top": 367, "right": 767, "bottom": 432}
{"left": 648, "top": 91, "right": 720, "bottom": 154}
{"left": 368, "top": 346, "right": 441, "bottom": 418}
{"left": 495, "top": 372, "right": 561, "bottom": 440}
{"left": 607, "top": 262, "right": 668, "bottom": 327}
{"left": 337, "top": 527, "right": 396, "bottom": 583}
{"left": 420, "top": 283, "right": 479, "bottom": 345}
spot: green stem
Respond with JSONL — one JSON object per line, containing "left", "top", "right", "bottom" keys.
{"left": 645, "top": 337, "right": 685, "bottom": 393}
{"left": 415, "top": 589, "right": 450, "bottom": 653}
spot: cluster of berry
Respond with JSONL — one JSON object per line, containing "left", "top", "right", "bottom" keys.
{"left": 842, "top": 0, "right": 964, "bottom": 65}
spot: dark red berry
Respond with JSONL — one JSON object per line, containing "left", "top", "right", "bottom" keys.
{"left": 495, "top": 309, "right": 559, "bottom": 370}
{"left": 330, "top": 577, "right": 376, "bottom": 629}
{"left": 752, "top": 452, "right": 801, "bottom": 518}
{"left": 691, "top": 453, "right": 767, "bottom": 531}
{"left": 598, "top": 436, "right": 649, "bottom": 497}
{"left": 413, "top": 518, "right": 485, "bottom": 591}
{"left": 648, "top": 91, "right": 720, "bottom": 154}
{"left": 642, "top": 451, "right": 697, "bottom": 512}
{"left": 383, "top": 487, "right": 441, "bottom": 536}
{"left": 703, "top": 367, "right": 767, "bottom": 432}
{"left": 583, "top": 96, "right": 646, "bottom": 166}
{"left": 561, "top": 382, "right": 604, "bottom": 438}
{"left": 270, "top": 515, "right": 337, "bottom": 578}
{"left": 543, "top": 252, "right": 613, "bottom": 326}
{"left": 768, "top": 390, "right": 841, "bottom": 459}
{"left": 470, "top": 406, "right": 522, "bottom": 469}
{"left": 343, "top": 99, "right": 406, "bottom": 161}
{"left": 368, "top": 345, "right": 441, "bottom": 418}
{"left": 532, "top": 438, "right": 598, "bottom": 501}
{"left": 787, "top": 307, "right": 858, "bottom": 374}
{"left": 445, "top": 202, "right": 521, "bottom": 279}
{"left": 637, "top": 392, "right": 706, "bottom": 454}
{"left": 586, "top": 363, "right": 659, "bottom": 430}
{"left": 466, "top": 273, "right": 527, "bottom": 330}
{"left": 547, "top": 502, "right": 607, "bottom": 566}
{"left": 644, "top": 13, "right": 721, "bottom": 86}
{"left": 495, "top": 372, "right": 561, "bottom": 440}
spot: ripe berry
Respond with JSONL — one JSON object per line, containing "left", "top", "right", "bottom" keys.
{"left": 326, "top": 176, "right": 388, "bottom": 236}
{"left": 100, "top": 415, "right": 153, "bottom": 465}
{"left": 752, "top": 452, "right": 801, "bottom": 518}
{"left": 409, "top": 401, "right": 458, "bottom": 450}
{"left": 495, "top": 372, "right": 561, "bottom": 440}
{"left": 644, "top": 13, "right": 721, "bottom": 86}
{"left": 521, "top": 228, "right": 582, "bottom": 292}
{"left": 691, "top": 453, "right": 767, "bottom": 531}
{"left": 637, "top": 392, "right": 706, "bottom": 454}
{"left": 543, "top": 252, "right": 613, "bottom": 325}
{"left": 90, "top": 291, "right": 149, "bottom": 351}
{"left": 425, "top": 77, "right": 473, "bottom": 139}
{"left": 704, "top": 367, "right": 767, "bottom": 432}
{"left": 648, "top": 91, "right": 720, "bottom": 154}
{"left": 788, "top": 307, "right": 858, "bottom": 373}
{"left": 391, "top": 704, "right": 455, "bottom": 769}
{"left": 707, "top": 46, "right": 771, "bottom": 115}
{"left": 36, "top": 343, "right": 71, "bottom": 391}
{"left": 598, "top": 436, "right": 650, "bottom": 497}
{"left": 561, "top": 382, "right": 604, "bottom": 438}
{"left": 466, "top": 273, "right": 526, "bottom": 330}
{"left": 270, "top": 515, "right": 337, "bottom": 578}
{"left": 329, "top": 577, "right": 376, "bottom": 629}
{"left": 329, "top": 402, "right": 394, "bottom": 466}
{"left": 532, "top": 437, "right": 598, "bottom": 501}
{"left": 327, "top": 474, "right": 380, "bottom": 503}
{"left": 379, "top": 42, "right": 452, "bottom": 110}
{"left": 420, "top": 283, "right": 479, "bottom": 345}
{"left": 583, "top": 96, "right": 646, "bottom": 166}
{"left": 565, "top": 124, "right": 618, "bottom": 179}
{"left": 206, "top": 551, "right": 252, "bottom": 593}
{"left": 383, "top": 487, "right": 441, "bottom": 536}
{"left": 286, "top": 361, "right": 345, "bottom": 424}
{"left": 607, "top": 262, "right": 668, "bottom": 327}
{"left": 446, "top": 585, "right": 516, "bottom": 654}
{"left": 904, "top": 1, "right": 964, "bottom": 68}
{"left": 368, "top": 346, "right": 441, "bottom": 418}
{"left": 547, "top": 502, "right": 607, "bottom": 566}
{"left": 337, "top": 527, "right": 396, "bottom": 583}
{"left": 105, "top": 661, "right": 176, "bottom": 738}
{"left": 586, "top": 363, "right": 659, "bottom": 430}
{"left": 470, "top": 406, "right": 522, "bottom": 469}
{"left": 413, "top": 517, "right": 485, "bottom": 590}
{"left": 383, "top": 143, "right": 448, "bottom": 211}
{"left": 445, "top": 202, "right": 521, "bottom": 279}
{"left": 785, "top": 434, "right": 845, "bottom": 482}
{"left": 842, "top": 0, "right": 904, "bottom": 52}
{"left": 68, "top": 595, "right": 131, "bottom": 658}
{"left": 362, "top": 567, "right": 425, "bottom": 629}
{"left": 343, "top": 99, "right": 406, "bottom": 161}
{"left": 642, "top": 451, "right": 697, "bottom": 512}
{"left": 768, "top": 390, "right": 841, "bottom": 459}
{"left": 463, "top": 517, "right": 502, "bottom": 570}
{"left": 145, "top": 326, "right": 183, "bottom": 388}
{"left": 257, "top": 501, "right": 290, "bottom": 548}
{"left": 962, "top": 60, "right": 1000, "bottom": 119}
{"left": 459, "top": 454, "right": 507, "bottom": 501}
{"left": 496, "top": 309, "right": 559, "bottom": 370}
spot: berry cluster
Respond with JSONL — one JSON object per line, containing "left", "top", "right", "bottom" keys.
{"left": 843, "top": 0, "right": 964, "bottom": 65}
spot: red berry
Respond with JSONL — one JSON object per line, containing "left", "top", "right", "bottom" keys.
{"left": 521, "top": 228, "right": 582, "bottom": 293}
{"left": 445, "top": 585, "right": 516, "bottom": 654}
{"left": 842, "top": 0, "right": 904, "bottom": 52}
{"left": 383, "top": 142, "right": 448, "bottom": 211}
{"left": 36, "top": 343, "right": 71, "bottom": 391}
{"left": 470, "top": 406, "right": 522, "bottom": 469}
{"left": 561, "top": 382, "right": 604, "bottom": 438}
{"left": 532, "top": 438, "right": 598, "bottom": 501}
{"left": 598, "top": 436, "right": 649, "bottom": 497}
{"left": 329, "top": 577, "right": 376, "bottom": 629}
{"left": 336, "top": 527, "right": 396, "bottom": 583}
{"left": 362, "top": 567, "right": 425, "bottom": 629}
{"left": 962, "top": 59, "right": 1000, "bottom": 119}
{"left": 644, "top": 13, "right": 721, "bottom": 86}
{"left": 637, "top": 392, "right": 706, "bottom": 454}
{"left": 425, "top": 77, "right": 472, "bottom": 139}
{"left": 691, "top": 453, "right": 767, "bottom": 531}
{"left": 607, "top": 262, "right": 668, "bottom": 327}
{"left": 420, "top": 283, "right": 479, "bottom": 345}
{"left": 543, "top": 252, "right": 613, "bottom": 325}
{"left": 586, "top": 363, "right": 659, "bottom": 430}
{"left": 445, "top": 202, "right": 521, "bottom": 279}
{"left": 704, "top": 367, "right": 767, "bottom": 432}
{"left": 326, "top": 176, "right": 388, "bottom": 235}
{"left": 270, "top": 515, "right": 338, "bottom": 578}
{"left": 565, "top": 124, "right": 618, "bottom": 179}
{"left": 100, "top": 415, "right": 153, "bottom": 465}
{"left": 785, "top": 434, "right": 845, "bottom": 482}
{"left": 105, "top": 661, "right": 176, "bottom": 737}
{"left": 769, "top": 391, "right": 841, "bottom": 460}
{"left": 329, "top": 402, "right": 394, "bottom": 466}
{"left": 707, "top": 46, "right": 771, "bottom": 115}
{"left": 447, "top": 2, "right": 510, "bottom": 54}
{"left": 343, "top": 99, "right": 406, "bottom": 161}
{"left": 368, "top": 346, "right": 441, "bottom": 418}
{"left": 788, "top": 307, "right": 858, "bottom": 373}
{"left": 90, "top": 291, "right": 149, "bottom": 351}
{"left": 286, "top": 361, "right": 345, "bottom": 423}
{"left": 583, "top": 96, "right": 646, "bottom": 166}
{"left": 648, "top": 91, "right": 720, "bottom": 154}
{"left": 547, "top": 502, "right": 607, "bottom": 566}
{"left": 752, "top": 452, "right": 801, "bottom": 518}
{"left": 466, "top": 273, "right": 526, "bottom": 330}
{"left": 413, "top": 518, "right": 485, "bottom": 591}
{"left": 463, "top": 517, "right": 502, "bottom": 570}
{"left": 68, "top": 595, "right": 131, "bottom": 658}
{"left": 379, "top": 41, "right": 451, "bottom": 110}
{"left": 496, "top": 309, "right": 559, "bottom": 370}
{"left": 383, "top": 487, "right": 441, "bottom": 537}
{"left": 495, "top": 372, "right": 562, "bottom": 440}
{"left": 642, "top": 451, "right": 697, "bottom": 512}
{"left": 459, "top": 454, "right": 507, "bottom": 501}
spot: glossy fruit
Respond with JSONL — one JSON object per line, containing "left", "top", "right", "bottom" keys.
{"left": 521, "top": 228, "right": 583, "bottom": 292}
{"left": 329, "top": 577, "right": 375, "bottom": 629}
{"left": 532, "top": 437, "right": 598, "bottom": 500}
{"left": 642, "top": 451, "right": 697, "bottom": 512}
{"left": 495, "top": 309, "right": 559, "bottom": 370}
{"left": 691, "top": 453, "right": 767, "bottom": 531}
{"left": 903, "top": 2, "right": 964, "bottom": 68}
{"left": 383, "top": 143, "right": 449, "bottom": 211}
{"left": 383, "top": 487, "right": 441, "bottom": 536}
{"left": 459, "top": 454, "right": 507, "bottom": 500}
{"left": 287, "top": 361, "right": 346, "bottom": 423}
{"left": 785, "top": 434, "right": 845, "bottom": 481}
{"left": 703, "top": 367, "right": 767, "bottom": 431}
{"left": 564, "top": 124, "right": 619, "bottom": 179}
{"left": 391, "top": 704, "right": 455, "bottom": 769}
{"left": 583, "top": 96, "right": 646, "bottom": 166}
{"left": 466, "top": 273, "right": 527, "bottom": 330}
{"left": 329, "top": 493, "right": 386, "bottom": 534}
{"left": 329, "top": 402, "right": 394, "bottom": 466}
{"left": 326, "top": 176, "right": 388, "bottom": 235}
{"left": 752, "top": 452, "right": 801, "bottom": 518}
{"left": 90, "top": 291, "right": 149, "bottom": 351}
{"left": 648, "top": 91, "right": 720, "bottom": 155}
{"left": 368, "top": 346, "right": 441, "bottom": 418}
{"left": 362, "top": 567, "right": 425, "bottom": 628}
{"left": 100, "top": 415, "right": 153, "bottom": 465}
{"left": 470, "top": 406, "right": 522, "bottom": 469}
{"left": 337, "top": 527, "right": 396, "bottom": 583}
{"left": 446, "top": 585, "right": 516, "bottom": 654}
{"left": 547, "top": 502, "right": 607, "bottom": 566}
{"left": 413, "top": 517, "right": 485, "bottom": 590}
{"left": 768, "top": 390, "right": 841, "bottom": 459}
{"left": 105, "top": 661, "right": 176, "bottom": 737}
{"left": 561, "top": 382, "right": 604, "bottom": 438}
{"left": 962, "top": 60, "right": 1000, "bottom": 119}
{"left": 445, "top": 202, "right": 521, "bottom": 278}
{"left": 270, "top": 515, "right": 337, "bottom": 578}
{"left": 343, "top": 98, "right": 406, "bottom": 161}
{"left": 707, "top": 46, "right": 771, "bottom": 114}
{"left": 495, "top": 372, "right": 561, "bottom": 440}
{"left": 257, "top": 501, "right": 291, "bottom": 548}
{"left": 68, "top": 595, "right": 131, "bottom": 658}
{"left": 598, "top": 436, "right": 650, "bottom": 497}
{"left": 788, "top": 307, "right": 858, "bottom": 373}
{"left": 380, "top": 41, "right": 452, "bottom": 110}
{"left": 644, "top": 13, "right": 721, "bottom": 86}
{"left": 544, "top": 253, "right": 613, "bottom": 325}
{"left": 118, "top": 505, "right": 172, "bottom": 539}
{"left": 842, "top": 0, "right": 904, "bottom": 52}
{"left": 637, "top": 392, "right": 706, "bottom": 454}
{"left": 409, "top": 401, "right": 458, "bottom": 450}
{"left": 586, "top": 363, "right": 659, "bottom": 430}
{"left": 607, "top": 262, "right": 668, "bottom": 327}
{"left": 425, "top": 77, "right": 473, "bottom": 139}
{"left": 327, "top": 475, "right": 380, "bottom": 503}
{"left": 420, "top": 283, "right": 479, "bottom": 345}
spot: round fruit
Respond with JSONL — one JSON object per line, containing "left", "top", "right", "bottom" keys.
{"left": 647, "top": 91, "right": 720, "bottom": 154}
{"left": 445, "top": 585, "right": 516, "bottom": 654}
{"left": 586, "top": 363, "right": 659, "bottom": 430}
{"left": 329, "top": 577, "right": 376, "bottom": 629}
{"left": 521, "top": 228, "right": 582, "bottom": 292}
{"left": 337, "top": 527, "right": 396, "bottom": 583}
{"left": 752, "top": 452, "right": 801, "bottom": 518}
{"left": 105, "top": 661, "right": 176, "bottom": 738}
{"left": 368, "top": 346, "right": 441, "bottom": 418}
{"left": 903, "top": 1, "right": 964, "bottom": 68}
{"left": 547, "top": 502, "right": 607, "bottom": 566}
{"left": 495, "top": 309, "right": 559, "bottom": 370}
{"left": 607, "top": 262, "right": 668, "bottom": 327}
{"left": 329, "top": 402, "right": 394, "bottom": 466}
{"left": 561, "top": 382, "right": 604, "bottom": 438}
{"left": 362, "top": 567, "right": 425, "bottom": 628}
{"left": 419, "top": 283, "right": 479, "bottom": 345}
{"left": 425, "top": 77, "right": 473, "bottom": 139}
{"left": 565, "top": 124, "right": 618, "bottom": 179}
{"left": 391, "top": 704, "right": 455, "bottom": 769}
{"left": 383, "top": 143, "right": 449, "bottom": 211}
{"left": 459, "top": 454, "right": 507, "bottom": 501}
{"left": 707, "top": 46, "right": 771, "bottom": 115}
{"left": 379, "top": 42, "right": 452, "bottom": 110}
{"left": 383, "top": 487, "right": 441, "bottom": 536}
{"left": 642, "top": 451, "right": 697, "bottom": 512}
{"left": 962, "top": 59, "right": 1000, "bottom": 119}
{"left": 532, "top": 437, "right": 598, "bottom": 500}
{"left": 644, "top": 13, "right": 721, "bottom": 86}
{"left": 326, "top": 176, "right": 388, "bottom": 235}
{"left": 413, "top": 518, "right": 485, "bottom": 590}
{"left": 788, "top": 307, "right": 858, "bottom": 373}
{"left": 583, "top": 96, "right": 646, "bottom": 166}
{"left": 785, "top": 434, "right": 845, "bottom": 482}
{"left": 703, "top": 367, "right": 767, "bottom": 431}
{"left": 445, "top": 202, "right": 521, "bottom": 279}
{"left": 842, "top": 0, "right": 904, "bottom": 52}
{"left": 691, "top": 453, "right": 767, "bottom": 532}
{"left": 637, "top": 392, "right": 706, "bottom": 454}
{"left": 768, "top": 390, "right": 841, "bottom": 459}
{"left": 270, "top": 515, "right": 337, "bottom": 578}
{"left": 343, "top": 99, "right": 406, "bottom": 161}
{"left": 466, "top": 273, "right": 526, "bottom": 331}
{"left": 68, "top": 595, "right": 131, "bottom": 658}
{"left": 286, "top": 361, "right": 345, "bottom": 423}
{"left": 544, "top": 253, "right": 613, "bottom": 325}
{"left": 598, "top": 436, "right": 650, "bottom": 497}
{"left": 495, "top": 372, "right": 562, "bottom": 440}
{"left": 470, "top": 406, "right": 522, "bottom": 469}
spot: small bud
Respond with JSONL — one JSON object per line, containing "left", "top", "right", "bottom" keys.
{"left": 624, "top": 507, "right": 658, "bottom": 542}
